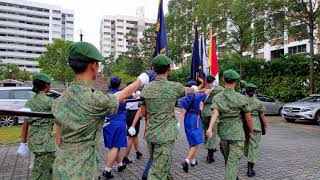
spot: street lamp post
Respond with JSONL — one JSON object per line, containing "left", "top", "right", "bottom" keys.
{"left": 8, "top": 69, "right": 12, "bottom": 83}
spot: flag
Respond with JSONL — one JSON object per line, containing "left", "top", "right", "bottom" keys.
{"left": 209, "top": 29, "right": 219, "bottom": 85}
{"left": 153, "top": 0, "right": 168, "bottom": 57}
{"left": 201, "top": 34, "right": 210, "bottom": 75}
{"left": 191, "top": 23, "right": 204, "bottom": 88}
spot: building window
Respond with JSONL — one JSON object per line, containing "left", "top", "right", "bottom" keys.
{"left": 288, "top": 44, "right": 307, "bottom": 54}
{"left": 53, "top": 17, "right": 61, "bottom": 21}
{"left": 117, "top": 19, "right": 124, "bottom": 22}
{"left": 271, "top": 49, "right": 284, "bottom": 59}
{"left": 66, "top": 21, "right": 73, "bottom": 24}
{"left": 117, "top": 32, "right": 124, "bottom": 35}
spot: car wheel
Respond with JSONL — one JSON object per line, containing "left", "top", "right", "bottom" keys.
{"left": 314, "top": 111, "right": 320, "bottom": 125}
{"left": 285, "top": 118, "right": 295, "bottom": 123}
{"left": 0, "top": 116, "right": 15, "bottom": 127}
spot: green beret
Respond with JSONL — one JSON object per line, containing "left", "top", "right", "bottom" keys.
{"left": 32, "top": 73, "right": 52, "bottom": 84}
{"left": 240, "top": 80, "right": 247, "bottom": 86}
{"left": 152, "top": 55, "right": 172, "bottom": 67}
{"left": 223, "top": 69, "right": 240, "bottom": 80}
{"left": 69, "top": 42, "right": 104, "bottom": 62}
{"left": 245, "top": 83, "right": 257, "bottom": 89}
{"left": 206, "top": 74, "right": 215, "bottom": 82}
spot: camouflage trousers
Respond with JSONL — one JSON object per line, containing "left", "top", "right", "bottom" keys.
{"left": 220, "top": 140, "right": 244, "bottom": 180}
{"left": 147, "top": 140, "right": 175, "bottom": 180}
{"left": 244, "top": 131, "right": 262, "bottom": 164}
{"left": 32, "top": 152, "right": 55, "bottom": 180}
{"left": 202, "top": 116, "right": 218, "bottom": 150}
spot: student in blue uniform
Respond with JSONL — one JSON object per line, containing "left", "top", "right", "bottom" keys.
{"left": 179, "top": 80, "right": 208, "bottom": 173}
{"left": 103, "top": 76, "right": 128, "bottom": 179}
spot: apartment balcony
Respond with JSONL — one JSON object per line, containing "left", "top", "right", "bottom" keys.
{"left": 1, "top": 59, "right": 38, "bottom": 66}
{"left": 0, "top": 36, "right": 49, "bottom": 45}
{"left": 0, "top": 6, "right": 50, "bottom": 17}
{"left": 0, "top": 28, "right": 49, "bottom": 38}
{"left": 0, "top": 43, "right": 46, "bottom": 52}
{"left": 0, "top": 20, "right": 50, "bottom": 31}
{"left": 1, "top": 51, "right": 41, "bottom": 59}
{"left": 0, "top": 12, "right": 49, "bottom": 24}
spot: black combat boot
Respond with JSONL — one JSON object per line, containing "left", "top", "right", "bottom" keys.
{"left": 206, "top": 149, "right": 215, "bottom": 163}
{"left": 102, "top": 170, "right": 114, "bottom": 179}
{"left": 136, "top": 151, "right": 143, "bottom": 159}
{"left": 247, "top": 162, "right": 256, "bottom": 177}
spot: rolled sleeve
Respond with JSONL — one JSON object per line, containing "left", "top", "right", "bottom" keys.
{"left": 174, "top": 82, "right": 185, "bottom": 97}
{"left": 211, "top": 98, "right": 219, "bottom": 111}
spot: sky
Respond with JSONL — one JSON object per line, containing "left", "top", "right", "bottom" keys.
{"left": 32, "top": 0, "right": 169, "bottom": 47}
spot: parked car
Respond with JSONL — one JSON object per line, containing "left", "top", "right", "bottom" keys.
{"left": 0, "top": 87, "right": 61, "bottom": 127}
{"left": 281, "top": 94, "right": 320, "bottom": 125}
{"left": 256, "top": 94, "right": 284, "bottom": 115}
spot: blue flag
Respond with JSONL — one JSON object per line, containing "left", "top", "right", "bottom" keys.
{"left": 191, "top": 24, "right": 204, "bottom": 88}
{"left": 153, "top": 0, "right": 168, "bottom": 57}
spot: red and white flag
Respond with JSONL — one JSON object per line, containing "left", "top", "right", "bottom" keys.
{"left": 209, "top": 29, "right": 219, "bottom": 85}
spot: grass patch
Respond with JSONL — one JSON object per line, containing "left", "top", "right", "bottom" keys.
{"left": 0, "top": 126, "right": 21, "bottom": 144}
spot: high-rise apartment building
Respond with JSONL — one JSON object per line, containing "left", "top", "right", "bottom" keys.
{"left": 100, "top": 7, "right": 155, "bottom": 58}
{"left": 0, "top": 0, "right": 74, "bottom": 72}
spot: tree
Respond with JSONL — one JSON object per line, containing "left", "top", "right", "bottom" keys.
{"left": 0, "top": 63, "right": 32, "bottom": 81}
{"left": 166, "top": 0, "right": 197, "bottom": 63}
{"left": 38, "top": 39, "right": 74, "bottom": 84}
{"left": 275, "top": 0, "right": 320, "bottom": 93}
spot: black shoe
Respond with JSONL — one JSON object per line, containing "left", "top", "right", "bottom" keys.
{"left": 136, "top": 151, "right": 143, "bottom": 159}
{"left": 102, "top": 171, "right": 114, "bottom": 179}
{"left": 118, "top": 164, "right": 126, "bottom": 172}
{"left": 236, "top": 176, "right": 239, "bottom": 180}
{"left": 122, "top": 157, "right": 132, "bottom": 164}
{"left": 206, "top": 149, "right": 215, "bottom": 163}
{"left": 182, "top": 161, "right": 189, "bottom": 173}
{"left": 247, "top": 162, "right": 256, "bottom": 177}
{"left": 191, "top": 160, "right": 198, "bottom": 167}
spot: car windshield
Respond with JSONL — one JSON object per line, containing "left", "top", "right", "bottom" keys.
{"left": 299, "top": 96, "right": 320, "bottom": 102}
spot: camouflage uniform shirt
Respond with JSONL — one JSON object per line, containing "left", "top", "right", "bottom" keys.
{"left": 246, "top": 96, "right": 266, "bottom": 131}
{"left": 202, "top": 85, "right": 224, "bottom": 117}
{"left": 52, "top": 80, "right": 118, "bottom": 179}
{"left": 140, "top": 76, "right": 185, "bottom": 143}
{"left": 211, "top": 88, "right": 250, "bottom": 141}
{"left": 25, "top": 92, "right": 55, "bottom": 153}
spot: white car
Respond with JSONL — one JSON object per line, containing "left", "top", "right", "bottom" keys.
{"left": 281, "top": 94, "right": 320, "bottom": 125}
{"left": 0, "top": 87, "right": 61, "bottom": 127}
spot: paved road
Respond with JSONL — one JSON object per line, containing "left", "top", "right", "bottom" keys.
{"left": 1, "top": 116, "right": 320, "bottom": 180}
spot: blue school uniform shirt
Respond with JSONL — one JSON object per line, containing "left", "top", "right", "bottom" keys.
{"left": 106, "top": 88, "right": 126, "bottom": 121}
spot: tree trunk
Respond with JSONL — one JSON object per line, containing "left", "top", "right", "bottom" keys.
{"left": 308, "top": 2, "right": 315, "bottom": 94}
{"left": 309, "top": 32, "right": 315, "bottom": 94}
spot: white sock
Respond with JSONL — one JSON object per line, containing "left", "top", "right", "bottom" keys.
{"left": 117, "top": 162, "right": 123, "bottom": 167}
{"left": 104, "top": 167, "right": 112, "bottom": 172}
{"left": 191, "top": 158, "right": 197, "bottom": 165}
{"left": 185, "top": 159, "right": 191, "bottom": 165}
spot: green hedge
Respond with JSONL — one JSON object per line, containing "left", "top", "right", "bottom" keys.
{"left": 219, "top": 54, "right": 320, "bottom": 102}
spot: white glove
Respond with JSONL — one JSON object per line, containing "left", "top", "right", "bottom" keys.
{"left": 128, "top": 127, "right": 136, "bottom": 136}
{"left": 17, "top": 143, "right": 29, "bottom": 157}
{"left": 177, "top": 122, "right": 181, "bottom": 129}
{"left": 138, "top": 73, "right": 150, "bottom": 86}
{"left": 191, "top": 85, "right": 199, "bottom": 93}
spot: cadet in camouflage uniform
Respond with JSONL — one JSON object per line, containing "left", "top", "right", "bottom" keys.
{"left": 18, "top": 73, "right": 56, "bottom": 180}
{"left": 206, "top": 69, "right": 254, "bottom": 180}
{"left": 140, "top": 55, "right": 203, "bottom": 180}
{"left": 201, "top": 74, "right": 224, "bottom": 163}
{"left": 51, "top": 42, "right": 150, "bottom": 180}
{"left": 244, "top": 83, "right": 268, "bottom": 177}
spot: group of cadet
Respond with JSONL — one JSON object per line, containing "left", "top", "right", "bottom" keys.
{"left": 16, "top": 41, "right": 268, "bottom": 180}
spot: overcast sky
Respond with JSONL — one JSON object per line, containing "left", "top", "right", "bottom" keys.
{"left": 32, "top": 0, "right": 169, "bottom": 47}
